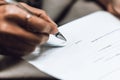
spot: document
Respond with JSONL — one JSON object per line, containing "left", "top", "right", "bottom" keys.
{"left": 25, "top": 11, "right": 120, "bottom": 80}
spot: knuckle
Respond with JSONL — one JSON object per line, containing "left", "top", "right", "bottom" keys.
{"left": 4, "top": 5, "right": 16, "bottom": 16}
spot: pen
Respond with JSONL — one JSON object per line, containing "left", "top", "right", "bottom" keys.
{"left": 6, "top": 0, "right": 67, "bottom": 41}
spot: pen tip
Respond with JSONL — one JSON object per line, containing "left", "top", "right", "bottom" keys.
{"left": 55, "top": 32, "right": 67, "bottom": 41}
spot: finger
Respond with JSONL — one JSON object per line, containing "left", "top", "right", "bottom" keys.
{"left": 4, "top": 5, "right": 56, "bottom": 34}
{"left": 0, "top": 42, "right": 36, "bottom": 56}
{"left": 107, "top": 2, "right": 120, "bottom": 18}
{"left": 0, "top": 21, "right": 40, "bottom": 45}
{"left": 112, "top": 0, "right": 120, "bottom": 14}
{"left": 0, "top": 32, "right": 36, "bottom": 51}
{"left": 0, "top": 22, "right": 49, "bottom": 56}
{"left": 0, "top": 21, "right": 50, "bottom": 44}
{"left": 19, "top": 2, "right": 58, "bottom": 34}
{"left": 0, "top": 44, "right": 34, "bottom": 56}
{"left": 0, "top": 32, "right": 36, "bottom": 56}
{"left": 0, "top": 32, "right": 49, "bottom": 56}
{"left": 19, "top": 2, "right": 57, "bottom": 25}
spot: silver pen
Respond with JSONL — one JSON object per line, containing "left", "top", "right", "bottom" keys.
{"left": 6, "top": 0, "right": 67, "bottom": 41}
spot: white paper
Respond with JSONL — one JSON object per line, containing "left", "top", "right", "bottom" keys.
{"left": 25, "top": 11, "right": 120, "bottom": 80}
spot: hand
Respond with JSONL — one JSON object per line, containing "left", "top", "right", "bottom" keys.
{"left": 99, "top": 0, "right": 120, "bottom": 18}
{"left": 0, "top": 2, "right": 58, "bottom": 56}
